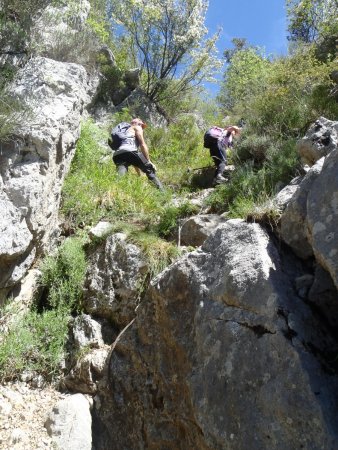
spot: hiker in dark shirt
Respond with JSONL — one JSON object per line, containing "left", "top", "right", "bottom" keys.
{"left": 112, "top": 118, "right": 164, "bottom": 190}
{"left": 204, "top": 125, "right": 240, "bottom": 185}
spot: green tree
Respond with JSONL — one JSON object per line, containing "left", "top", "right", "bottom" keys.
{"left": 287, "top": 0, "right": 337, "bottom": 42}
{"left": 0, "top": 0, "right": 61, "bottom": 52}
{"left": 287, "top": 0, "right": 337, "bottom": 59}
{"left": 109, "top": 0, "right": 222, "bottom": 103}
{"left": 223, "top": 37, "right": 247, "bottom": 63}
{"left": 218, "top": 46, "right": 270, "bottom": 110}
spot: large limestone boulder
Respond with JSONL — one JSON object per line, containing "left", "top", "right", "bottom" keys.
{"left": 83, "top": 233, "right": 148, "bottom": 326}
{"left": 180, "top": 214, "right": 227, "bottom": 246}
{"left": 45, "top": 394, "right": 92, "bottom": 450}
{"left": 93, "top": 220, "right": 338, "bottom": 450}
{"left": 306, "top": 148, "right": 338, "bottom": 288}
{"left": 280, "top": 158, "right": 324, "bottom": 259}
{"left": 0, "top": 56, "right": 97, "bottom": 302}
{"left": 297, "top": 117, "right": 338, "bottom": 166}
{"left": 280, "top": 149, "right": 338, "bottom": 288}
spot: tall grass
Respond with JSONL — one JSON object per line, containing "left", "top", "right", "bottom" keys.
{"left": 206, "top": 137, "right": 300, "bottom": 218}
{"left": 62, "top": 120, "right": 172, "bottom": 228}
{"left": 62, "top": 118, "right": 208, "bottom": 229}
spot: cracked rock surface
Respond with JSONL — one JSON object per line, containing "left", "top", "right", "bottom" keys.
{"left": 0, "top": 56, "right": 97, "bottom": 302}
{"left": 93, "top": 219, "right": 338, "bottom": 450}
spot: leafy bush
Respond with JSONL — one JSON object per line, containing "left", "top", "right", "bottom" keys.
{"left": 234, "top": 133, "right": 272, "bottom": 165}
{"left": 219, "top": 44, "right": 337, "bottom": 137}
{"left": 218, "top": 46, "right": 270, "bottom": 111}
{"left": 149, "top": 115, "right": 208, "bottom": 187}
{"left": 206, "top": 137, "right": 300, "bottom": 220}
{"left": 0, "top": 308, "right": 69, "bottom": 381}
{"left": 157, "top": 202, "right": 200, "bottom": 238}
{"left": 39, "top": 236, "right": 87, "bottom": 311}
{"left": 95, "top": 54, "right": 126, "bottom": 102}
{"left": 0, "top": 235, "right": 87, "bottom": 382}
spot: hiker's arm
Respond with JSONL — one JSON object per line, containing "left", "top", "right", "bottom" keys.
{"left": 134, "top": 125, "right": 150, "bottom": 161}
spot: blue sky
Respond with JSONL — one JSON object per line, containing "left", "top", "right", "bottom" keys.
{"left": 204, "top": 0, "right": 288, "bottom": 94}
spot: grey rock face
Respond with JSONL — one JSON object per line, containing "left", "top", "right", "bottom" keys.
{"left": 64, "top": 347, "right": 109, "bottom": 394}
{"left": 273, "top": 176, "right": 302, "bottom": 211}
{"left": 115, "top": 88, "right": 168, "bottom": 127}
{"left": 45, "top": 394, "right": 92, "bottom": 450}
{"left": 83, "top": 233, "right": 148, "bottom": 326}
{"left": 72, "top": 314, "right": 104, "bottom": 350}
{"left": 309, "top": 264, "right": 338, "bottom": 328}
{"left": 88, "top": 221, "right": 114, "bottom": 240}
{"left": 280, "top": 158, "right": 324, "bottom": 259}
{"left": 306, "top": 148, "right": 338, "bottom": 288}
{"left": 0, "top": 195, "right": 35, "bottom": 293}
{"left": 0, "top": 56, "right": 97, "bottom": 302}
{"left": 180, "top": 214, "right": 227, "bottom": 246}
{"left": 93, "top": 220, "right": 338, "bottom": 450}
{"left": 65, "top": 315, "right": 109, "bottom": 394}
{"left": 297, "top": 116, "right": 338, "bottom": 166}
{"left": 280, "top": 147, "right": 338, "bottom": 289}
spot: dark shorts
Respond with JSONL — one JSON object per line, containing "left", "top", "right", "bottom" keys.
{"left": 113, "top": 150, "right": 156, "bottom": 180}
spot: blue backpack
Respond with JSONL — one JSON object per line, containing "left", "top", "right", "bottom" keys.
{"left": 108, "top": 122, "right": 131, "bottom": 150}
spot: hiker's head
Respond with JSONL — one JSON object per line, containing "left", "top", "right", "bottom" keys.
{"left": 131, "top": 118, "right": 147, "bottom": 129}
{"left": 227, "top": 125, "right": 241, "bottom": 136}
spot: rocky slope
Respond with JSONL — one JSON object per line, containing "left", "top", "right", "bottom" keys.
{"left": 0, "top": 4, "right": 338, "bottom": 446}
{"left": 92, "top": 219, "right": 338, "bottom": 449}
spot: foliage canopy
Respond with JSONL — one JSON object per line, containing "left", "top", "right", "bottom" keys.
{"left": 109, "top": 0, "right": 222, "bottom": 103}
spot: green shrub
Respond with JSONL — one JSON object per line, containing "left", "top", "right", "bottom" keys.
{"left": 39, "top": 236, "right": 87, "bottom": 311}
{"left": 245, "top": 46, "right": 336, "bottom": 135}
{"left": 234, "top": 133, "right": 272, "bottom": 165}
{"left": 157, "top": 202, "right": 200, "bottom": 238}
{"left": 127, "top": 230, "right": 181, "bottom": 276}
{"left": 149, "top": 115, "right": 208, "bottom": 187}
{"left": 206, "top": 137, "right": 299, "bottom": 220}
{"left": 219, "top": 44, "right": 336, "bottom": 137}
{"left": 0, "top": 308, "right": 69, "bottom": 381}
{"left": 96, "top": 56, "right": 126, "bottom": 102}
{"left": 0, "top": 234, "right": 87, "bottom": 382}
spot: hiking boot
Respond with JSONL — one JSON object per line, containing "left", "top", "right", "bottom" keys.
{"left": 151, "top": 176, "right": 164, "bottom": 191}
{"left": 214, "top": 175, "right": 227, "bottom": 185}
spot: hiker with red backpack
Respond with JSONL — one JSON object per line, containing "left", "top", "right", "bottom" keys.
{"left": 109, "top": 118, "right": 164, "bottom": 190}
{"left": 203, "top": 125, "right": 240, "bottom": 185}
